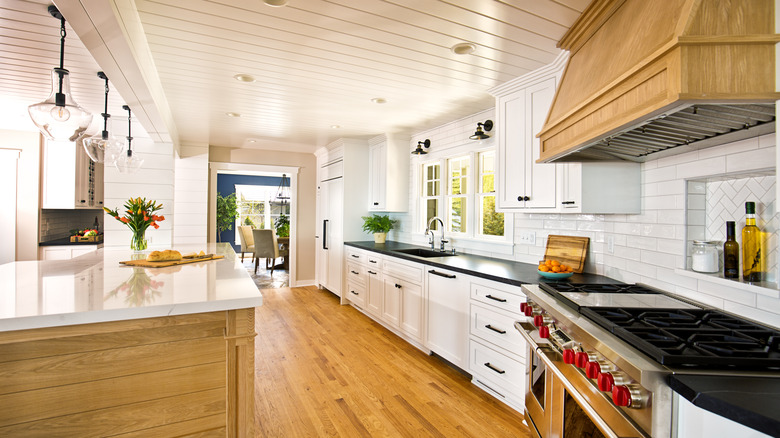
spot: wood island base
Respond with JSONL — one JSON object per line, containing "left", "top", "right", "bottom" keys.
{"left": 0, "top": 308, "right": 256, "bottom": 437}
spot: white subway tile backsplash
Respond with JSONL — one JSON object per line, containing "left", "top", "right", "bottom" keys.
{"left": 726, "top": 146, "right": 777, "bottom": 173}
{"left": 676, "top": 156, "right": 726, "bottom": 179}
{"left": 613, "top": 222, "right": 642, "bottom": 235}
{"left": 644, "top": 166, "right": 677, "bottom": 183}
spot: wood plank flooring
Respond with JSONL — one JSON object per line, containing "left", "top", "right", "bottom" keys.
{"left": 254, "top": 285, "right": 532, "bottom": 437}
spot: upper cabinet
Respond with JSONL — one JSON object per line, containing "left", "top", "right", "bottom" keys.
{"left": 490, "top": 54, "right": 640, "bottom": 214}
{"left": 41, "top": 140, "right": 103, "bottom": 209}
{"left": 368, "top": 134, "right": 409, "bottom": 212}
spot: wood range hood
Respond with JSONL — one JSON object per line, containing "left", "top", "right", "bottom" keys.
{"left": 538, "top": 0, "right": 780, "bottom": 163}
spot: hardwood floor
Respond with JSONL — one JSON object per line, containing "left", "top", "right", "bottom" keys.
{"left": 253, "top": 286, "right": 532, "bottom": 437}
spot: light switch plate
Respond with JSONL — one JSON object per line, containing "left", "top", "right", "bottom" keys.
{"left": 519, "top": 231, "right": 535, "bottom": 245}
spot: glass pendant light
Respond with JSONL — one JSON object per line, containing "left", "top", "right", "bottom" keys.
{"left": 271, "top": 174, "right": 291, "bottom": 204}
{"left": 83, "top": 72, "right": 125, "bottom": 163}
{"left": 115, "top": 105, "right": 143, "bottom": 174}
{"left": 27, "top": 6, "right": 93, "bottom": 141}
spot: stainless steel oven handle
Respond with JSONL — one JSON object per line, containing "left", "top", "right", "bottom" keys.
{"left": 513, "top": 321, "right": 642, "bottom": 438}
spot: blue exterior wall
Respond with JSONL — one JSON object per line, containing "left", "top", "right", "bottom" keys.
{"left": 216, "top": 174, "right": 282, "bottom": 252}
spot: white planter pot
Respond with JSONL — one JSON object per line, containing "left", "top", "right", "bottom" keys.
{"left": 373, "top": 232, "right": 387, "bottom": 244}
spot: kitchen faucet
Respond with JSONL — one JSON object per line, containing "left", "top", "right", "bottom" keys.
{"left": 426, "top": 216, "right": 447, "bottom": 252}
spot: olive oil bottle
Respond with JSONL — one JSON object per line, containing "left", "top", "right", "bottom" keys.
{"left": 723, "top": 221, "right": 739, "bottom": 279}
{"left": 741, "top": 202, "right": 764, "bottom": 282}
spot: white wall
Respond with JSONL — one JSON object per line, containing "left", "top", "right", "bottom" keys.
{"left": 391, "top": 110, "right": 780, "bottom": 329}
{"left": 173, "top": 144, "right": 209, "bottom": 245}
{"left": 0, "top": 129, "right": 40, "bottom": 261}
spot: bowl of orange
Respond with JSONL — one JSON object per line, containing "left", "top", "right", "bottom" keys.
{"left": 537, "top": 259, "right": 574, "bottom": 279}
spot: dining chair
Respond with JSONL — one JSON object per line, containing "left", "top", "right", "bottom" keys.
{"left": 237, "top": 225, "right": 255, "bottom": 262}
{"left": 252, "top": 229, "right": 289, "bottom": 275}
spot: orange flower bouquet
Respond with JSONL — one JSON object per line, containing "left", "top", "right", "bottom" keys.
{"left": 104, "top": 197, "right": 165, "bottom": 251}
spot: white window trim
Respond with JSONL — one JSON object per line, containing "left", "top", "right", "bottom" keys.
{"left": 413, "top": 144, "right": 514, "bottom": 254}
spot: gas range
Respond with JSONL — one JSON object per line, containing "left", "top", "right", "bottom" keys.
{"left": 516, "top": 282, "right": 780, "bottom": 438}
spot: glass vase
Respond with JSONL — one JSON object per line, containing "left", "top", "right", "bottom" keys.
{"left": 131, "top": 228, "right": 148, "bottom": 252}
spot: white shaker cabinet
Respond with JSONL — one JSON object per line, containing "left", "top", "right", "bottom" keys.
{"left": 315, "top": 140, "right": 369, "bottom": 298}
{"left": 426, "top": 267, "right": 470, "bottom": 370}
{"left": 42, "top": 140, "right": 104, "bottom": 209}
{"left": 368, "top": 134, "right": 409, "bottom": 212}
{"left": 492, "top": 75, "right": 559, "bottom": 212}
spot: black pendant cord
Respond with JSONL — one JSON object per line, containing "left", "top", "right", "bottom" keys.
{"left": 98, "top": 72, "right": 110, "bottom": 139}
{"left": 123, "top": 105, "right": 133, "bottom": 157}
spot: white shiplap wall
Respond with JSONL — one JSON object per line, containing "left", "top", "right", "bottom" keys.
{"left": 103, "top": 139, "right": 175, "bottom": 248}
{"left": 173, "top": 144, "right": 209, "bottom": 245}
{"left": 391, "top": 110, "right": 780, "bottom": 329}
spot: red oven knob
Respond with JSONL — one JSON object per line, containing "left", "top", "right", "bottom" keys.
{"left": 562, "top": 349, "right": 576, "bottom": 365}
{"left": 612, "top": 385, "right": 632, "bottom": 407}
{"left": 524, "top": 306, "right": 534, "bottom": 317}
{"left": 574, "top": 352, "right": 590, "bottom": 368}
{"left": 538, "top": 325, "right": 550, "bottom": 338}
{"left": 598, "top": 372, "right": 615, "bottom": 392}
{"left": 520, "top": 302, "right": 528, "bottom": 312}
{"left": 585, "top": 361, "right": 602, "bottom": 379}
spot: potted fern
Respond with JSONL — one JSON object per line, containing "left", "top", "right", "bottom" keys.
{"left": 361, "top": 214, "right": 397, "bottom": 244}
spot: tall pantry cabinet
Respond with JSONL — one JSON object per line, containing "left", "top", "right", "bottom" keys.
{"left": 315, "top": 139, "right": 369, "bottom": 298}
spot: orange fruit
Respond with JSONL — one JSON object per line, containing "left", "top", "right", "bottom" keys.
{"left": 539, "top": 265, "right": 550, "bottom": 272}
{"left": 550, "top": 260, "right": 561, "bottom": 266}
{"left": 545, "top": 260, "right": 553, "bottom": 267}
{"left": 551, "top": 266, "right": 561, "bottom": 272}
{"left": 560, "top": 264, "right": 569, "bottom": 271}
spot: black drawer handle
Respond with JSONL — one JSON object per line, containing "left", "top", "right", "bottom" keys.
{"left": 429, "top": 270, "right": 456, "bottom": 279}
{"left": 367, "top": 270, "right": 377, "bottom": 275}
{"left": 373, "top": 202, "right": 379, "bottom": 205}
{"left": 395, "top": 284, "right": 402, "bottom": 289}
{"left": 561, "top": 201, "right": 576, "bottom": 205}
{"left": 350, "top": 270, "right": 359, "bottom": 275}
{"left": 369, "top": 260, "right": 378, "bottom": 264}
{"left": 517, "top": 196, "right": 530, "bottom": 202}
{"left": 485, "top": 324, "right": 506, "bottom": 334}
{"left": 484, "top": 362, "right": 506, "bottom": 374}
{"left": 350, "top": 290, "right": 359, "bottom": 295}
{"left": 485, "top": 294, "right": 506, "bottom": 303}
{"left": 351, "top": 254, "right": 360, "bottom": 258}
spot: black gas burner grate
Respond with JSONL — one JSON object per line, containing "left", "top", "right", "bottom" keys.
{"left": 581, "top": 307, "right": 780, "bottom": 369}
{"left": 540, "top": 283, "right": 660, "bottom": 295}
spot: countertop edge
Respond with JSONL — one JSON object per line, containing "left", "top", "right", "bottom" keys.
{"left": 667, "top": 374, "right": 780, "bottom": 437}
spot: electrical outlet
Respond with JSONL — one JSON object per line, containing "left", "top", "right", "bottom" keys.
{"left": 519, "top": 231, "right": 536, "bottom": 245}
{"left": 607, "top": 235, "right": 614, "bottom": 254}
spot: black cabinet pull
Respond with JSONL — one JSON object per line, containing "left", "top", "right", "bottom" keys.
{"left": 485, "top": 294, "right": 506, "bottom": 303}
{"left": 561, "top": 201, "right": 576, "bottom": 205}
{"left": 350, "top": 270, "right": 359, "bottom": 275}
{"left": 429, "top": 270, "right": 456, "bottom": 279}
{"left": 373, "top": 202, "right": 379, "bottom": 205}
{"left": 351, "top": 254, "right": 360, "bottom": 258}
{"left": 350, "top": 290, "right": 359, "bottom": 295}
{"left": 395, "top": 284, "right": 402, "bottom": 289}
{"left": 367, "top": 270, "right": 377, "bottom": 275}
{"left": 322, "top": 220, "right": 328, "bottom": 250}
{"left": 369, "top": 260, "right": 377, "bottom": 264}
{"left": 523, "top": 196, "right": 530, "bottom": 201}
{"left": 485, "top": 324, "right": 506, "bottom": 334}
{"left": 484, "top": 362, "right": 505, "bottom": 374}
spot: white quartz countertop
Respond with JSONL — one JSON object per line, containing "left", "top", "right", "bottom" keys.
{"left": 0, "top": 243, "right": 262, "bottom": 332}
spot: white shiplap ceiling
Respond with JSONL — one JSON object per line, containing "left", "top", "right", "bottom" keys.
{"left": 0, "top": 0, "right": 588, "bottom": 153}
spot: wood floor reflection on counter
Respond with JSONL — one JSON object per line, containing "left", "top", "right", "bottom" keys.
{"left": 253, "top": 285, "right": 532, "bottom": 437}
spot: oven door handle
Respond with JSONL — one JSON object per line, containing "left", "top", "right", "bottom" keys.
{"left": 513, "top": 321, "right": 635, "bottom": 438}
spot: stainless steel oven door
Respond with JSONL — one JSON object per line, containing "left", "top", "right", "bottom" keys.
{"left": 518, "top": 322, "right": 649, "bottom": 438}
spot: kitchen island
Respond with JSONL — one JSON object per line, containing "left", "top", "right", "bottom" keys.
{"left": 0, "top": 243, "right": 261, "bottom": 437}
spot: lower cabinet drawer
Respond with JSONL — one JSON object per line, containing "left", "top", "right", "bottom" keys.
{"left": 470, "top": 302, "right": 527, "bottom": 356}
{"left": 469, "top": 338, "right": 526, "bottom": 403}
{"left": 346, "top": 281, "right": 366, "bottom": 307}
{"left": 346, "top": 262, "right": 367, "bottom": 287}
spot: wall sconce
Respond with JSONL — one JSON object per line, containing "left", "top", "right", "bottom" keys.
{"left": 27, "top": 5, "right": 93, "bottom": 141}
{"left": 411, "top": 139, "right": 431, "bottom": 155}
{"left": 469, "top": 120, "right": 493, "bottom": 140}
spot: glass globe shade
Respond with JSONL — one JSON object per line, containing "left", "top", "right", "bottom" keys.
{"left": 28, "top": 69, "right": 93, "bottom": 141}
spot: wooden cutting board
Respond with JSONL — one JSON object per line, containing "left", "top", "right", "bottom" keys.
{"left": 120, "top": 254, "right": 224, "bottom": 268}
{"left": 544, "top": 235, "right": 589, "bottom": 273}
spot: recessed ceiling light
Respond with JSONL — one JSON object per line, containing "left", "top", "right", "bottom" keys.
{"left": 330, "top": 125, "right": 341, "bottom": 129}
{"left": 248, "top": 139, "right": 256, "bottom": 143}
{"left": 225, "top": 112, "right": 241, "bottom": 118}
{"left": 264, "top": 0, "right": 288, "bottom": 6}
{"left": 233, "top": 74, "right": 255, "bottom": 82}
{"left": 451, "top": 42, "right": 476, "bottom": 55}
{"left": 371, "top": 97, "right": 387, "bottom": 104}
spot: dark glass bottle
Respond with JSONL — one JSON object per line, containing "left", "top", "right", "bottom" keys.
{"left": 723, "top": 221, "right": 739, "bottom": 279}
{"left": 742, "top": 202, "right": 764, "bottom": 282}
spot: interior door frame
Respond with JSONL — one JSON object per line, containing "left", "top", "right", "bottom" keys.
{"left": 208, "top": 162, "right": 300, "bottom": 286}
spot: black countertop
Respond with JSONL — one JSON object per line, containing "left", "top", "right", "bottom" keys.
{"left": 668, "top": 374, "right": 780, "bottom": 437}
{"left": 345, "top": 240, "right": 615, "bottom": 288}
{"left": 347, "top": 240, "right": 780, "bottom": 436}
{"left": 39, "top": 237, "right": 104, "bottom": 247}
